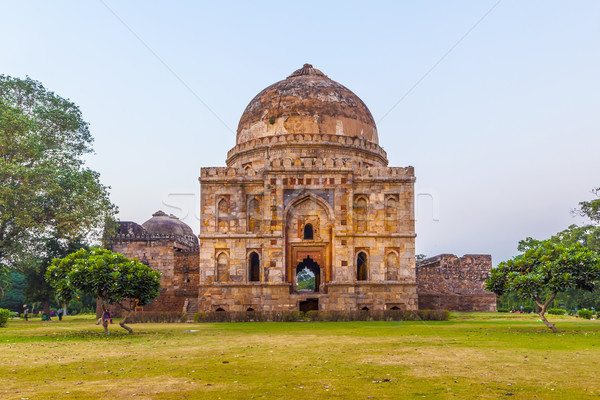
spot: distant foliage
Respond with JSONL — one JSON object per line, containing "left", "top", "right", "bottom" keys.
{"left": 0, "top": 308, "right": 10, "bottom": 327}
{"left": 523, "top": 306, "right": 533, "bottom": 313}
{"left": 497, "top": 308, "right": 510, "bottom": 313}
{"left": 578, "top": 309, "right": 593, "bottom": 319}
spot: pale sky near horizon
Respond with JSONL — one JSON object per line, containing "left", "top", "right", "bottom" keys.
{"left": 2, "top": 1, "right": 599, "bottom": 265}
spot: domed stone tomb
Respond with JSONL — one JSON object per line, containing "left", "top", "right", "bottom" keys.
{"left": 199, "top": 64, "right": 418, "bottom": 312}
{"left": 142, "top": 210, "right": 196, "bottom": 238}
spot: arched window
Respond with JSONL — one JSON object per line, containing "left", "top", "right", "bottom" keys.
{"left": 217, "top": 198, "right": 229, "bottom": 232}
{"left": 386, "top": 252, "right": 399, "bottom": 281}
{"left": 357, "top": 251, "right": 368, "bottom": 281}
{"left": 355, "top": 197, "right": 367, "bottom": 232}
{"left": 249, "top": 252, "right": 260, "bottom": 282}
{"left": 216, "top": 252, "right": 229, "bottom": 282}
{"left": 303, "top": 223, "right": 314, "bottom": 240}
{"left": 385, "top": 197, "right": 398, "bottom": 232}
{"left": 248, "top": 197, "right": 261, "bottom": 233}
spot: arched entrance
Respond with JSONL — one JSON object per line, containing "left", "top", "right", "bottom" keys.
{"left": 296, "top": 256, "right": 320, "bottom": 292}
{"left": 284, "top": 193, "right": 333, "bottom": 291}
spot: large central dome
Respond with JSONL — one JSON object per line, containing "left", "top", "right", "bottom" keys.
{"left": 236, "top": 64, "right": 378, "bottom": 145}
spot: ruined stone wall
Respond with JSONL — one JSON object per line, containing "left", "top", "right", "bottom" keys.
{"left": 107, "top": 238, "right": 199, "bottom": 316}
{"left": 416, "top": 254, "right": 496, "bottom": 312}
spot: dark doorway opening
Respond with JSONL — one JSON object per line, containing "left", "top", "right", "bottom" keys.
{"left": 299, "top": 298, "right": 319, "bottom": 312}
{"left": 357, "top": 252, "right": 368, "bottom": 281}
{"left": 360, "top": 306, "right": 370, "bottom": 311}
{"left": 249, "top": 252, "right": 260, "bottom": 282}
{"left": 296, "top": 256, "right": 320, "bottom": 292}
{"left": 303, "top": 224, "right": 314, "bottom": 240}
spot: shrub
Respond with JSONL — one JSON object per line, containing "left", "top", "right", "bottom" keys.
{"left": 127, "top": 312, "right": 188, "bottom": 323}
{"left": 192, "top": 309, "right": 449, "bottom": 323}
{"left": 523, "top": 306, "right": 533, "bottom": 313}
{"left": 578, "top": 309, "right": 593, "bottom": 319}
{"left": 547, "top": 308, "right": 566, "bottom": 316}
{"left": 497, "top": 308, "right": 510, "bottom": 313}
{"left": 0, "top": 308, "right": 10, "bottom": 327}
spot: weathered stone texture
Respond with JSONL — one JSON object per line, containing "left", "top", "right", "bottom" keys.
{"left": 416, "top": 254, "right": 497, "bottom": 312}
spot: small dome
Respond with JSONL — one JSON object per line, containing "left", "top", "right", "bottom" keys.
{"left": 236, "top": 64, "right": 378, "bottom": 145}
{"left": 142, "top": 210, "right": 195, "bottom": 237}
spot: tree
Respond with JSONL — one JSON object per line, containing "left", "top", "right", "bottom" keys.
{"left": 23, "top": 238, "right": 87, "bottom": 317}
{"left": 486, "top": 241, "right": 600, "bottom": 332}
{"left": 0, "top": 76, "right": 116, "bottom": 280}
{"left": 0, "top": 271, "right": 25, "bottom": 312}
{"left": 0, "top": 265, "right": 9, "bottom": 297}
{"left": 575, "top": 187, "right": 600, "bottom": 224}
{"left": 46, "top": 248, "right": 161, "bottom": 333}
{"left": 297, "top": 268, "right": 315, "bottom": 291}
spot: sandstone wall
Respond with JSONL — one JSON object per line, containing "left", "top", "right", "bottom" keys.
{"left": 416, "top": 254, "right": 496, "bottom": 312}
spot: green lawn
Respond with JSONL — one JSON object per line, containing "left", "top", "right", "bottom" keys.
{"left": 1, "top": 313, "right": 599, "bottom": 399}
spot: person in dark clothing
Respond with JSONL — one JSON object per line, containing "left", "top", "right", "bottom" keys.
{"left": 58, "top": 308, "right": 63, "bottom": 321}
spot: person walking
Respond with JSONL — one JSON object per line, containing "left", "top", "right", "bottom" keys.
{"left": 24, "top": 305, "right": 28, "bottom": 321}
{"left": 58, "top": 308, "right": 63, "bottom": 321}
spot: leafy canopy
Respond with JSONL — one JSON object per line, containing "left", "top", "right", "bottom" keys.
{"left": 46, "top": 248, "right": 161, "bottom": 310}
{"left": 487, "top": 242, "right": 600, "bottom": 298}
{"left": 487, "top": 241, "right": 600, "bottom": 331}
{"left": 0, "top": 75, "right": 116, "bottom": 270}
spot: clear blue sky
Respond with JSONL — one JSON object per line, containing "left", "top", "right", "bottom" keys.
{"left": 3, "top": 1, "right": 599, "bottom": 264}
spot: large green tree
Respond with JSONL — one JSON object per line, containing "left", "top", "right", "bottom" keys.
{"left": 47, "top": 248, "right": 161, "bottom": 333}
{"left": 0, "top": 76, "right": 116, "bottom": 311}
{"left": 503, "top": 188, "right": 600, "bottom": 312}
{"left": 486, "top": 242, "right": 600, "bottom": 332}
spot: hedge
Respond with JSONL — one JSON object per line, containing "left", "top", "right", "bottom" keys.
{"left": 193, "top": 309, "right": 450, "bottom": 323}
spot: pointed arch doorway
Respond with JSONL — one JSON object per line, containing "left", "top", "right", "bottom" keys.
{"left": 296, "top": 256, "right": 321, "bottom": 292}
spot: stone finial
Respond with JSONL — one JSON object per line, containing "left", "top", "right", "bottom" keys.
{"left": 287, "top": 63, "right": 327, "bottom": 78}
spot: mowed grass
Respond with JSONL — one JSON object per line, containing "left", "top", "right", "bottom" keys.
{"left": 1, "top": 313, "right": 599, "bottom": 399}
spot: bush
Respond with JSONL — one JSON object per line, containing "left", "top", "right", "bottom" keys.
{"left": 547, "top": 308, "right": 566, "bottom": 316}
{"left": 192, "top": 309, "right": 449, "bottom": 323}
{"left": 578, "top": 309, "right": 593, "bottom": 319}
{"left": 127, "top": 312, "right": 188, "bottom": 323}
{"left": 523, "top": 306, "right": 533, "bottom": 313}
{"left": 497, "top": 308, "right": 510, "bottom": 313}
{"left": 0, "top": 308, "right": 10, "bottom": 327}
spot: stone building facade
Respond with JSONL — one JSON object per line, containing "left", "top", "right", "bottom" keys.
{"left": 108, "top": 64, "right": 496, "bottom": 314}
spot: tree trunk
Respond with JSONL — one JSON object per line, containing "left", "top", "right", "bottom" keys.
{"left": 534, "top": 294, "right": 560, "bottom": 333}
{"left": 101, "top": 304, "right": 109, "bottom": 334}
{"left": 118, "top": 303, "right": 134, "bottom": 333}
{"left": 43, "top": 294, "right": 51, "bottom": 320}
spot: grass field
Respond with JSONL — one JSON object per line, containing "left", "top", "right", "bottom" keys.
{"left": 1, "top": 313, "right": 599, "bottom": 399}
